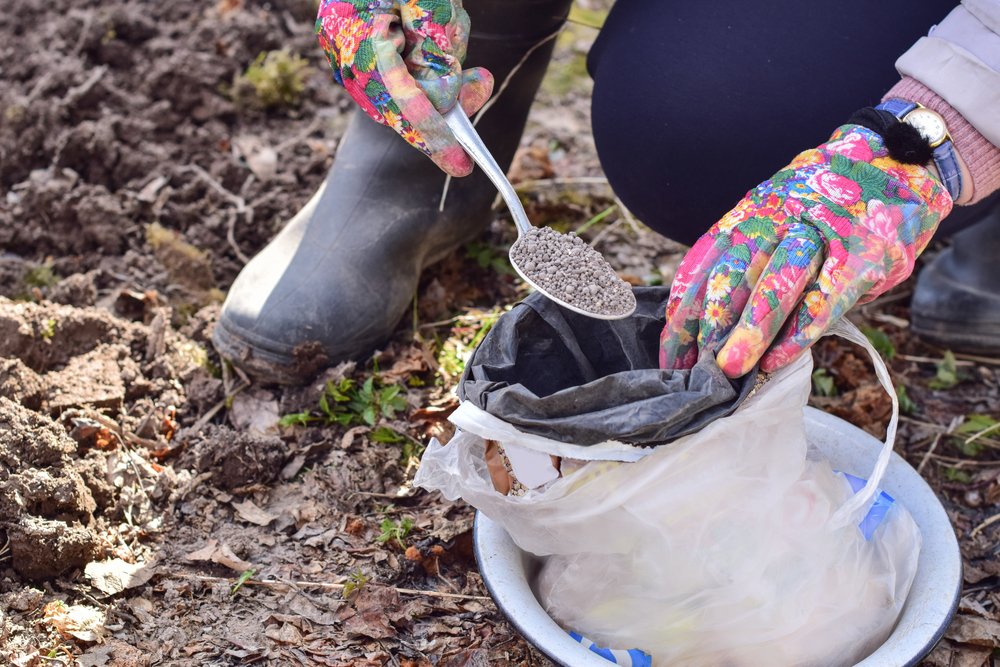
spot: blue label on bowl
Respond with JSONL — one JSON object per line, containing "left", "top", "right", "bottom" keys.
{"left": 568, "top": 631, "right": 652, "bottom": 667}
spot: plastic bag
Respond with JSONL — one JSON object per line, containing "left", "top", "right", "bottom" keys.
{"left": 415, "top": 320, "right": 920, "bottom": 666}
{"left": 459, "top": 287, "right": 758, "bottom": 448}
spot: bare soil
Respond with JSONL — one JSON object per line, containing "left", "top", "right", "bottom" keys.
{"left": 1, "top": 1, "right": 998, "bottom": 666}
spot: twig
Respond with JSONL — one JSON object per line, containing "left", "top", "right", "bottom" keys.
{"left": 180, "top": 573, "right": 492, "bottom": 602}
{"left": 472, "top": 28, "right": 561, "bottom": 127}
{"left": 965, "top": 421, "right": 1000, "bottom": 448}
{"left": 379, "top": 642, "right": 402, "bottom": 667}
{"left": 588, "top": 216, "right": 625, "bottom": 249}
{"left": 917, "top": 431, "right": 945, "bottom": 475}
{"left": 869, "top": 313, "right": 910, "bottom": 329}
{"left": 83, "top": 410, "right": 162, "bottom": 450}
{"left": 897, "top": 354, "right": 975, "bottom": 367}
{"left": 932, "top": 456, "right": 1000, "bottom": 467}
{"left": 180, "top": 164, "right": 253, "bottom": 263}
{"left": 274, "top": 116, "right": 324, "bottom": 154}
{"left": 189, "top": 392, "right": 235, "bottom": 433}
{"left": 901, "top": 415, "right": 1000, "bottom": 448}
{"left": 512, "top": 176, "right": 612, "bottom": 192}
{"left": 860, "top": 289, "right": 913, "bottom": 309}
{"left": 915, "top": 413, "right": 961, "bottom": 475}
{"left": 72, "top": 10, "right": 95, "bottom": 56}
{"left": 971, "top": 512, "right": 1000, "bottom": 539}
{"left": 953, "top": 352, "right": 1000, "bottom": 367}
{"left": 614, "top": 195, "right": 643, "bottom": 235}
{"left": 65, "top": 66, "right": 108, "bottom": 106}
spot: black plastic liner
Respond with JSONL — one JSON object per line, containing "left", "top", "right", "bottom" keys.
{"left": 458, "top": 286, "right": 757, "bottom": 447}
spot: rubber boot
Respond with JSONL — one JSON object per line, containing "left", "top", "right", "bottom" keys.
{"left": 213, "top": 1, "right": 572, "bottom": 384}
{"left": 910, "top": 199, "right": 1000, "bottom": 353}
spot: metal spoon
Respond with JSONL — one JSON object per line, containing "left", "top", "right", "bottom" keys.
{"left": 444, "top": 106, "right": 636, "bottom": 320}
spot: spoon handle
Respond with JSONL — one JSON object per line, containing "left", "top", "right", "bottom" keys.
{"left": 444, "top": 106, "right": 533, "bottom": 236}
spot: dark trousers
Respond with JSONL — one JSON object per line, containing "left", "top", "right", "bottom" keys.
{"left": 588, "top": 0, "right": 997, "bottom": 245}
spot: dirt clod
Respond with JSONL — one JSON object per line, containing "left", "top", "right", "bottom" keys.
{"left": 180, "top": 425, "right": 288, "bottom": 490}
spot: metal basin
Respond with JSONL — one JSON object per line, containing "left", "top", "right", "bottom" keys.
{"left": 473, "top": 407, "right": 962, "bottom": 667}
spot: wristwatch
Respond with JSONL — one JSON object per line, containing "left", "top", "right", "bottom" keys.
{"left": 876, "top": 98, "right": 963, "bottom": 200}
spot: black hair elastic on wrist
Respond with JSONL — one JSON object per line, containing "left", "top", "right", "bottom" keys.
{"left": 847, "top": 107, "right": 934, "bottom": 165}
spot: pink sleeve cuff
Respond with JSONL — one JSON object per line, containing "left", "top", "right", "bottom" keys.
{"left": 884, "top": 76, "right": 1000, "bottom": 205}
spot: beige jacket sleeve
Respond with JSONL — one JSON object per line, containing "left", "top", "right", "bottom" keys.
{"left": 895, "top": 0, "right": 1000, "bottom": 146}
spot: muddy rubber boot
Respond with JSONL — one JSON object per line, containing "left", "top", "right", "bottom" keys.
{"left": 911, "top": 200, "right": 1000, "bottom": 353}
{"left": 213, "top": 1, "right": 572, "bottom": 384}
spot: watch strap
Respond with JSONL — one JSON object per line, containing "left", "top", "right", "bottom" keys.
{"left": 932, "top": 142, "right": 963, "bottom": 200}
{"left": 876, "top": 98, "right": 917, "bottom": 119}
{"left": 876, "top": 98, "right": 962, "bottom": 200}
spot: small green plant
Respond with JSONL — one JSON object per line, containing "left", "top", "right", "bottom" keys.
{"left": 929, "top": 350, "right": 961, "bottom": 390}
{"left": 466, "top": 241, "right": 513, "bottom": 276}
{"left": 951, "top": 414, "right": 1000, "bottom": 457}
{"left": 342, "top": 569, "right": 368, "bottom": 599}
{"left": 39, "top": 318, "right": 57, "bottom": 340}
{"left": 811, "top": 369, "right": 837, "bottom": 397}
{"left": 24, "top": 263, "right": 58, "bottom": 289}
{"left": 861, "top": 326, "right": 896, "bottom": 360}
{"left": 278, "top": 374, "right": 408, "bottom": 428}
{"left": 435, "top": 310, "right": 501, "bottom": 384}
{"left": 943, "top": 467, "right": 972, "bottom": 484}
{"left": 371, "top": 426, "right": 404, "bottom": 443}
{"left": 233, "top": 49, "right": 309, "bottom": 109}
{"left": 231, "top": 568, "right": 256, "bottom": 596}
{"left": 896, "top": 385, "right": 918, "bottom": 415}
{"left": 376, "top": 517, "right": 414, "bottom": 550}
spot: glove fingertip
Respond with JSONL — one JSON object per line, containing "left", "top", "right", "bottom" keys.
{"left": 759, "top": 344, "right": 805, "bottom": 374}
{"left": 433, "top": 144, "right": 474, "bottom": 177}
{"left": 716, "top": 342, "right": 758, "bottom": 379}
{"left": 459, "top": 67, "right": 494, "bottom": 116}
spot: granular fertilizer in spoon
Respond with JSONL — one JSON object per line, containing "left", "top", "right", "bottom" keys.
{"left": 509, "top": 227, "right": 636, "bottom": 318}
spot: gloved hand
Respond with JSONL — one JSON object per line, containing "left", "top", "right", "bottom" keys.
{"left": 660, "top": 125, "right": 953, "bottom": 378}
{"left": 316, "top": 0, "right": 494, "bottom": 177}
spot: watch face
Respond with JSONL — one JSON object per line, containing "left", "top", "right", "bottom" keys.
{"left": 904, "top": 109, "right": 948, "bottom": 146}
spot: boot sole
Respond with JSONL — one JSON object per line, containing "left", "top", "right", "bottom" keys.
{"left": 909, "top": 316, "right": 1000, "bottom": 355}
{"left": 212, "top": 316, "right": 325, "bottom": 385}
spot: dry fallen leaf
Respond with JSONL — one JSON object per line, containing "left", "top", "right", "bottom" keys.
{"left": 229, "top": 388, "right": 280, "bottom": 435}
{"left": 946, "top": 614, "right": 1000, "bottom": 647}
{"left": 85, "top": 558, "right": 157, "bottom": 596}
{"left": 43, "top": 601, "right": 107, "bottom": 643}
{"left": 185, "top": 539, "right": 254, "bottom": 573}
{"left": 232, "top": 499, "right": 277, "bottom": 526}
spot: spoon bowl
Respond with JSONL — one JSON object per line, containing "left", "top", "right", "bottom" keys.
{"left": 444, "top": 107, "right": 636, "bottom": 320}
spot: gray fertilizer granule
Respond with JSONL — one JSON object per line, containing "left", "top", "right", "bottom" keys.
{"left": 509, "top": 227, "right": 636, "bottom": 318}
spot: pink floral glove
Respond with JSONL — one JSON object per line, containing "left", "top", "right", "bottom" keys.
{"left": 316, "top": 0, "right": 494, "bottom": 177}
{"left": 660, "top": 125, "right": 953, "bottom": 378}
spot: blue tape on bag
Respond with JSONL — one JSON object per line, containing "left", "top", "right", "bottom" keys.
{"left": 843, "top": 472, "right": 895, "bottom": 541}
{"left": 568, "top": 631, "right": 652, "bottom": 667}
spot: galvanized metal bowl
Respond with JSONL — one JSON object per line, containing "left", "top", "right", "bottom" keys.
{"left": 473, "top": 406, "right": 962, "bottom": 667}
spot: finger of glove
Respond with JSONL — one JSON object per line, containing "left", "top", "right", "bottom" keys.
{"left": 315, "top": 5, "right": 475, "bottom": 177}
{"left": 715, "top": 225, "right": 824, "bottom": 378}
{"left": 693, "top": 210, "right": 791, "bottom": 357}
{"left": 758, "top": 251, "right": 876, "bottom": 374}
{"left": 458, "top": 67, "right": 494, "bottom": 116}
{"left": 400, "top": 0, "right": 468, "bottom": 111}
{"left": 659, "top": 235, "right": 726, "bottom": 370}
{"left": 348, "top": 14, "right": 474, "bottom": 178}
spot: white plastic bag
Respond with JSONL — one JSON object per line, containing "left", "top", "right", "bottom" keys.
{"left": 415, "top": 321, "right": 920, "bottom": 666}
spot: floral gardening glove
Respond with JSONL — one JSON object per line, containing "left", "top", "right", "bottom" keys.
{"left": 316, "top": 0, "right": 494, "bottom": 177}
{"left": 660, "top": 125, "right": 953, "bottom": 378}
